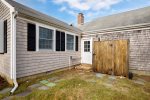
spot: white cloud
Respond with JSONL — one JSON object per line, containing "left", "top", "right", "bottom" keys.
{"left": 59, "top": 6, "right": 67, "bottom": 12}
{"left": 54, "top": 0, "right": 90, "bottom": 10}
{"left": 53, "top": 0, "right": 122, "bottom": 11}
{"left": 38, "top": 0, "right": 47, "bottom": 3}
{"left": 59, "top": 6, "right": 76, "bottom": 16}
{"left": 53, "top": 0, "right": 122, "bottom": 22}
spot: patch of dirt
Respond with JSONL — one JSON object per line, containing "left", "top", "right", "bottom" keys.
{"left": 115, "top": 87, "right": 129, "bottom": 94}
{"left": 143, "top": 87, "right": 150, "bottom": 93}
{"left": 75, "top": 65, "right": 92, "bottom": 71}
{"left": 138, "top": 75, "right": 150, "bottom": 82}
{"left": 0, "top": 76, "right": 8, "bottom": 90}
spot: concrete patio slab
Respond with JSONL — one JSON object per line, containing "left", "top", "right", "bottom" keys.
{"left": 38, "top": 86, "right": 49, "bottom": 90}
{"left": 28, "top": 83, "right": 41, "bottom": 90}
{"left": 2, "top": 96, "right": 13, "bottom": 100}
{"left": 95, "top": 73, "right": 105, "bottom": 78}
{"left": 16, "top": 89, "right": 32, "bottom": 97}
{"left": 108, "top": 76, "right": 116, "bottom": 80}
{"left": 40, "top": 80, "right": 49, "bottom": 85}
{"left": 0, "top": 88, "right": 12, "bottom": 94}
{"left": 48, "top": 77, "right": 59, "bottom": 81}
{"left": 45, "top": 83, "right": 56, "bottom": 87}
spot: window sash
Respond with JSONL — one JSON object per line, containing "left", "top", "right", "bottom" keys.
{"left": 39, "top": 27, "right": 53, "bottom": 50}
{"left": 67, "top": 34, "right": 74, "bottom": 50}
{"left": 84, "top": 41, "right": 90, "bottom": 52}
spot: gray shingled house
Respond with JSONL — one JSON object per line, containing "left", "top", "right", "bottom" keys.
{"left": 0, "top": 0, "right": 150, "bottom": 93}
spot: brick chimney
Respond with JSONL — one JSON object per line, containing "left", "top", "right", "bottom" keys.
{"left": 78, "top": 13, "right": 84, "bottom": 25}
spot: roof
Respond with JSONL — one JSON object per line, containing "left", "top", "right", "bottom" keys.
{"left": 79, "top": 6, "right": 150, "bottom": 32}
{"left": 5, "top": 0, "right": 81, "bottom": 33}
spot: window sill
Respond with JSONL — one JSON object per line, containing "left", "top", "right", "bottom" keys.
{"left": 38, "top": 49, "right": 54, "bottom": 52}
{"left": 66, "top": 50, "right": 75, "bottom": 52}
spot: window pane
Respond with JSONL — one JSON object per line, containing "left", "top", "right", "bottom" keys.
{"left": 84, "top": 41, "right": 90, "bottom": 52}
{"left": 67, "top": 34, "right": 74, "bottom": 43}
{"left": 67, "top": 34, "right": 74, "bottom": 50}
{"left": 39, "top": 27, "right": 53, "bottom": 49}
{"left": 88, "top": 44, "right": 90, "bottom": 48}
{"left": 84, "top": 44, "right": 88, "bottom": 48}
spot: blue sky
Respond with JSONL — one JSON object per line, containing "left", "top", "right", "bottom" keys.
{"left": 15, "top": 0, "right": 150, "bottom": 25}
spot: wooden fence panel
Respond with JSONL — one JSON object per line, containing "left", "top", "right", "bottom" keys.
{"left": 114, "top": 40, "right": 128, "bottom": 76}
{"left": 93, "top": 40, "right": 128, "bottom": 76}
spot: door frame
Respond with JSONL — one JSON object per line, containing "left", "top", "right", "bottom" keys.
{"left": 81, "top": 37, "right": 93, "bottom": 64}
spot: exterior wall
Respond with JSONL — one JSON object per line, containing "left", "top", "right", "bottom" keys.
{"left": 16, "top": 17, "right": 81, "bottom": 78}
{"left": 83, "top": 28, "right": 150, "bottom": 75}
{"left": 0, "top": 1, "right": 12, "bottom": 82}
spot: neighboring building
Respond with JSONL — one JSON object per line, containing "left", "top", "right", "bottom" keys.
{"left": 79, "top": 6, "right": 150, "bottom": 75}
{"left": 0, "top": 0, "right": 150, "bottom": 88}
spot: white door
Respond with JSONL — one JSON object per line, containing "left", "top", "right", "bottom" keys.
{"left": 81, "top": 38, "right": 93, "bottom": 64}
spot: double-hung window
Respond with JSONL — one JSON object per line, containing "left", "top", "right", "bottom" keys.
{"left": 39, "top": 27, "right": 53, "bottom": 50}
{"left": 67, "top": 34, "right": 74, "bottom": 50}
{"left": 56, "top": 30, "right": 65, "bottom": 51}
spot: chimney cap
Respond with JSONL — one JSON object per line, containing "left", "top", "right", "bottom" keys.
{"left": 78, "top": 13, "right": 84, "bottom": 15}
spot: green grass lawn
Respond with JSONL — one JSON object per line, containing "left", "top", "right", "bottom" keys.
{"left": 1, "top": 69, "right": 150, "bottom": 100}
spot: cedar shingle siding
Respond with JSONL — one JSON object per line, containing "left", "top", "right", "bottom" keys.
{"left": 16, "top": 17, "right": 81, "bottom": 78}
{"left": 0, "top": 1, "right": 11, "bottom": 81}
{"left": 84, "top": 29, "right": 150, "bottom": 74}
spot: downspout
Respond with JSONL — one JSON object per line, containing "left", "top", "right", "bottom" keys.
{"left": 10, "top": 10, "right": 18, "bottom": 94}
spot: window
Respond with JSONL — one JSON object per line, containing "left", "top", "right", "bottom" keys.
{"left": 67, "top": 34, "right": 74, "bottom": 50}
{"left": 56, "top": 30, "right": 65, "bottom": 51}
{"left": 84, "top": 41, "right": 90, "bottom": 52}
{"left": 39, "top": 27, "right": 53, "bottom": 49}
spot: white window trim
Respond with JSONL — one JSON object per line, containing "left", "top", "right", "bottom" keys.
{"left": 17, "top": 17, "right": 80, "bottom": 52}
{"left": 36, "top": 25, "right": 39, "bottom": 51}
{"left": 36, "top": 23, "right": 55, "bottom": 51}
